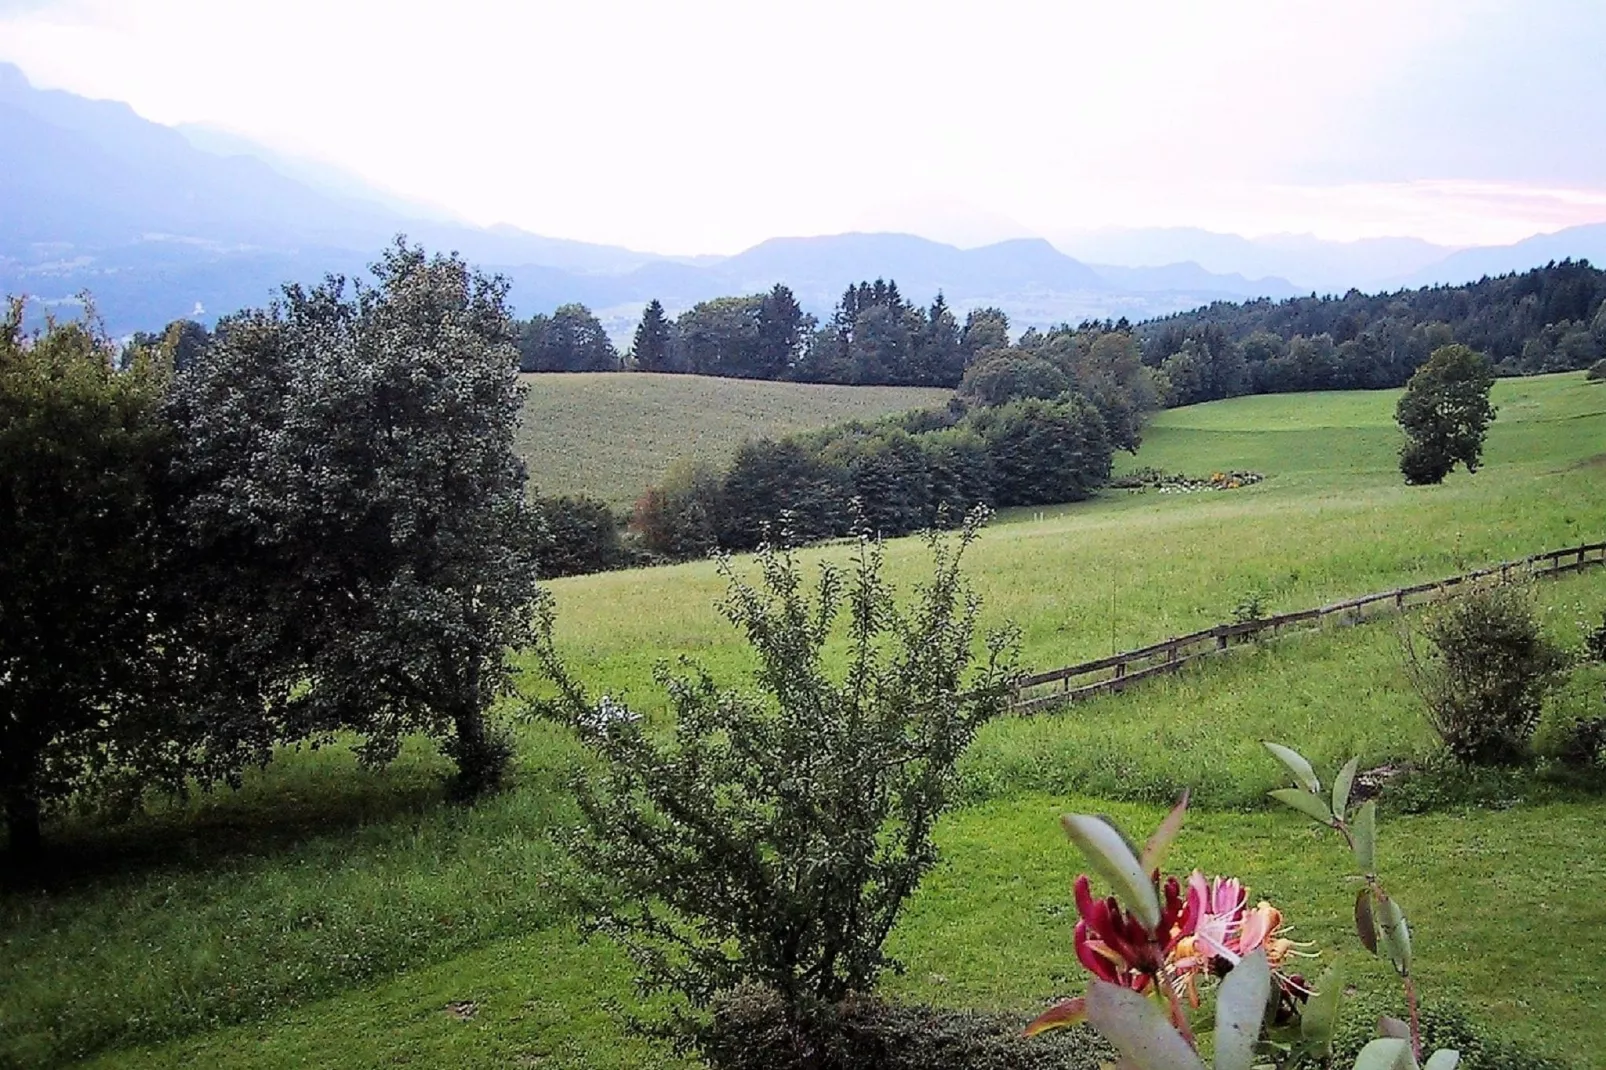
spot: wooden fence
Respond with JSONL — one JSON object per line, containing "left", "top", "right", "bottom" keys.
{"left": 1009, "top": 540, "right": 1606, "bottom": 715}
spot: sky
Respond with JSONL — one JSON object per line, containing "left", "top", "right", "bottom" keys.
{"left": 2, "top": 0, "right": 1604, "bottom": 254}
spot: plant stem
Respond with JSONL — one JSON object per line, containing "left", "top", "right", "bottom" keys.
{"left": 1162, "top": 977, "right": 1198, "bottom": 1050}
{"left": 1404, "top": 974, "right": 1422, "bottom": 1062}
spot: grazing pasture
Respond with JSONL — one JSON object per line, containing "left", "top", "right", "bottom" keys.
{"left": 6, "top": 371, "right": 1605, "bottom": 1070}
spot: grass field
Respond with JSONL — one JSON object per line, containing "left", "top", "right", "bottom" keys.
{"left": 512, "top": 372, "right": 951, "bottom": 512}
{"left": 6, "top": 372, "right": 1606, "bottom": 1070}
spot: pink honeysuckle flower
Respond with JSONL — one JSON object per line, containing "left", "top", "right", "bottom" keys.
{"left": 1184, "top": 871, "right": 1248, "bottom": 962}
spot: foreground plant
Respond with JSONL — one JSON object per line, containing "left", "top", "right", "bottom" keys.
{"left": 1026, "top": 743, "right": 1460, "bottom": 1070}
{"left": 531, "top": 507, "right": 1017, "bottom": 1033}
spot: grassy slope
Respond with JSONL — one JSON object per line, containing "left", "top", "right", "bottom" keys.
{"left": 512, "top": 372, "right": 951, "bottom": 512}
{"left": 9, "top": 373, "right": 1606, "bottom": 1069}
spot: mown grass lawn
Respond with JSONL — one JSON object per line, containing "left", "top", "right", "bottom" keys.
{"left": 6, "top": 372, "right": 1605, "bottom": 1069}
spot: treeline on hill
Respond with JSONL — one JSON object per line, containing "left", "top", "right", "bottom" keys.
{"left": 630, "top": 324, "right": 1158, "bottom": 561}
{"left": 1138, "top": 259, "right": 1606, "bottom": 404}
{"left": 515, "top": 282, "right": 1019, "bottom": 387}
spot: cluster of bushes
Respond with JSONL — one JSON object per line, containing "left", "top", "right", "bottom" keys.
{"left": 631, "top": 393, "right": 1117, "bottom": 557}
{"left": 1, "top": 243, "right": 546, "bottom": 860}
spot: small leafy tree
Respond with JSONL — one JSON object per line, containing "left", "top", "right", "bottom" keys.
{"left": 168, "top": 240, "right": 541, "bottom": 794}
{"left": 1394, "top": 344, "right": 1496, "bottom": 485}
{"left": 531, "top": 509, "right": 1016, "bottom": 1027}
{"left": 1402, "top": 584, "right": 1570, "bottom": 765}
{"left": 0, "top": 304, "right": 178, "bottom": 858}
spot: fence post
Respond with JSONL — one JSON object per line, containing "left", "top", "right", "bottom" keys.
{"left": 1215, "top": 627, "right": 1228, "bottom": 652}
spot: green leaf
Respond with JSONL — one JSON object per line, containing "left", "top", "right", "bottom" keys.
{"left": 1300, "top": 963, "right": 1344, "bottom": 1048}
{"left": 1085, "top": 980, "right": 1207, "bottom": 1070}
{"left": 1422, "top": 1049, "right": 1461, "bottom": 1070}
{"left": 1140, "top": 790, "right": 1191, "bottom": 873}
{"left": 1264, "top": 741, "right": 1322, "bottom": 794}
{"left": 1377, "top": 1017, "right": 1411, "bottom": 1040}
{"left": 1269, "top": 788, "right": 1335, "bottom": 826}
{"left": 1355, "top": 888, "right": 1379, "bottom": 955}
{"left": 1376, "top": 895, "right": 1413, "bottom": 976}
{"left": 1024, "top": 996, "right": 1087, "bottom": 1037}
{"left": 1332, "top": 756, "right": 1360, "bottom": 817}
{"left": 1352, "top": 801, "right": 1377, "bottom": 874}
{"left": 1214, "top": 950, "right": 1271, "bottom": 1070}
{"left": 1062, "top": 814, "right": 1162, "bottom": 930}
{"left": 1354, "top": 1037, "right": 1417, "bottom": 1070}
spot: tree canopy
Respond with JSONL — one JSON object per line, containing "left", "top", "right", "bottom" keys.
{"left": 1394, "top": 343, "right": 1497, "bottom": 485}
{"left": 0, "top": 304, "right": 178, "bottom": 857}
{"left": 168, "top": 241, "right": 542, "bottom": 794}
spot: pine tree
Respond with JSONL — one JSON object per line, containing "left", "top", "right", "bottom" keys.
{"left": 631, "top": 299, "right": 674, "bottom": 372}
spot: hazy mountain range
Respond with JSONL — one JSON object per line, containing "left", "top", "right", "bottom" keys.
{"left": 4, "top": 62, "right": 1604, "bottom": 340}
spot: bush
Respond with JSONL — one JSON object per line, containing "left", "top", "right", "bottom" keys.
{"left": 533, "top": 493, "right": 626, "bottom": 578}
{"left": 697, "top": 985, "right": 1109, "bottom": 1070}
{"left": 1584, "top": 610, "right": 1606, "bottom": 663}
{"left": 1586, "top": 358, "right": 1606, "bottom": 380}
{"left": 1333, "top": 1000, "right": 1568, "bottom": 1070}
{"left": 1404, "top": 585, "right": 1571, "bottom": 765}
{"left": 531, "top": 511, "right": 1016, "bottom": 1021}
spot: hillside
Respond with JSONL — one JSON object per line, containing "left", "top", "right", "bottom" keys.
{"left": 8, "top": 373, "right": 1606, "bottom": 1070}
{"left": 513, "top": 373, "right": 952, "bottom": 512}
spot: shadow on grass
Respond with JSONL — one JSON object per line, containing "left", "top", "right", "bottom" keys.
{"left": 3, "top": 744, "right": 457, "bottom": 893}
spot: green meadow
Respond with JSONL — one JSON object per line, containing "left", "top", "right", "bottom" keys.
{"left": 512, "top": 372, "right": 951, "bottom": 512}
{"left": 5, "top": 372, "right": 1605, "bottom": 1070}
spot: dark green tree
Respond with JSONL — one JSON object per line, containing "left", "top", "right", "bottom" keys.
{"left": 673, "top": 296, "right": 765, "bottom": 378}
{"left": 0, "top": 305, "right": 178, "bottom": 858}
{"left": 169, "top": 241, "right": 542, "bottom": 794}
{"left": 533, "top": 494, "right": 626, "bottom": 578}
{"left": 957, "top": 350, "right": 1070, "bottom": 406}
{"left": 518, "top": 303, "right": 619, "bottom": 372}
{"left": 754, "top": 284, "right": 806, "bottom": 379}
{"left": 631, "top": 299, "right": 675, "bottom": 373}
{"left": 960, "top": 307, "right": 1010, "bottom": 358}
{"left": 1395, "top": 343, "right": 1497, "bottom": 485}
{"left": 969, "top": 395, "right": 1112, "bottom": 507}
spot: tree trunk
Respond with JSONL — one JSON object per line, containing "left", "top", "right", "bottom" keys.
{"left": 4, "top": 790, "right": 42, "bottom": 865}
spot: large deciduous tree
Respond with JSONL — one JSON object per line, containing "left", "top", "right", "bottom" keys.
{"left": 1395, "top": 343, "right": 1497, "bottom": 485}
{"left": 0, "top": 304, "right": 178, "bottom": 858}
{"left": 168, "top": 242, "right": 542, "bottom": 794}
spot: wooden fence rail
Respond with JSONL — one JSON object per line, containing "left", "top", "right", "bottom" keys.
{"left": 1009, "top": 540, "right": 1606, "bottom": 715}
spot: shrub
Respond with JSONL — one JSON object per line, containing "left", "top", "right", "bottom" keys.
{"left": 1556, "top": 716, "right": 1606, "bottom": 768}
{"left": 1333, "top": 1001, "right": 1568, "bottom": 1070}
{"left": 1584, "top": 610, "right": 1606, "bottom": 663}
{"left": 1404, "top": 585, "right": 1571, "bottom": 765}
{"left": 1586, "top": 358, "right": 1606, "bottom": 381}
{"left": 530, "top": 510, "right": 1016, "bottom": 1024}
{"left": 698, "top": 985, "right": 1109, "bottom": 1070}
{"left": 533, "top": 493, "right": 626, "bottom": 578}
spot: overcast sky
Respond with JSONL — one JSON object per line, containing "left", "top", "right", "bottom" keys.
{"left": 3, "top": 0, "right": 1603, "bottom": 253}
